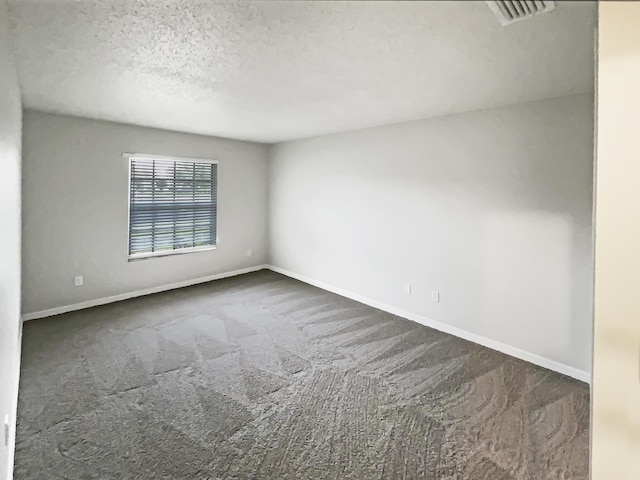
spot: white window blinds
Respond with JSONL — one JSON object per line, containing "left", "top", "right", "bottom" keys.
{"left": 128, "top": 155, "right": 218, "bottom": 258}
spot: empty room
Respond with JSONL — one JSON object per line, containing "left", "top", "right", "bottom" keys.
{"left": 3, "top": 0, "right": 635, "bottom": 479}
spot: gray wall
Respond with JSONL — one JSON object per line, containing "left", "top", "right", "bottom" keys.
{"left": 0, "top": 2, "right": 21, "bottom": 479}
{"left": 269, "top": 93, "right": 594, "bottom": 373}
{"left": 22, "top": 111, "right": 269, "bottom": 314}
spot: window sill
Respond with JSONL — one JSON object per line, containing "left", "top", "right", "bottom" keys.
{"left": 128, "top": 245, "right": 217, "bottom": 261}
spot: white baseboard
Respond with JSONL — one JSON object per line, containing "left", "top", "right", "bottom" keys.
{"left": 20, "top": 263, "right": 590, "bottom": 384}
{"left": 267, "top": 265, "right": 591, "bottom": 384}
{"left": 21, "top": 265, "right": 268, "bottom": 321}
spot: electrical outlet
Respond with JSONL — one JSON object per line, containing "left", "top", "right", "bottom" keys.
{"left": 4, "top": 414, "right": 8, "bottom": 446}
{"left": 246, "top": 249, "right": 253, "bottom": 257}
{"left": 403, "top": 283, "right": 412, "bottom": 295}
{"left": 74, "top": 276, "right": 83, "bottom": 287}
{"left": 431, "top": 291, "right": 440, "bottom": 303}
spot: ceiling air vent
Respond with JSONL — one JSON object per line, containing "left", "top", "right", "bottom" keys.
{"left": 486, "top": 0, "right": 556, "bottom": 26}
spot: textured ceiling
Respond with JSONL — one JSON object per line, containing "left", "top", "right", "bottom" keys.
{"left": 8, "top": 0, "right": 595, "bottom": 143}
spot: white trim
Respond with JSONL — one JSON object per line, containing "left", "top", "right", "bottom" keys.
{"left": 267, "top": 265, "right": 591, "bottom": 384}
{"left": 122, "top": 152, "right": 218, "bottom": 164}
{"left": 127, "top": 154, "right": 132, "bottom": 260}
{"left": 7, "top": 317, "right": 23, "bottom": 480}
{"left": 128, "top": 245, "right": 217, "bottom": 261}
{"left": 21, "top": 265, "right": 268, "bottom": 321}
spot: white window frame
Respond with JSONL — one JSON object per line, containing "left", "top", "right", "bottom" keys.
{"left": 123, "top": 152, "right": 219, "bottom": 261}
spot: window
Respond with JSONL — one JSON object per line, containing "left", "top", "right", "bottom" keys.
{"left": 127, "top": 154, "right": 218, "bottom": 259}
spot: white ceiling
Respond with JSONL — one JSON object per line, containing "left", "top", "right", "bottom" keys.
{"left": 8, "top": 0, "right": 596, "bottom": 143}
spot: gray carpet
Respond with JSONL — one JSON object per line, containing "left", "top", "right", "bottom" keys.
{"left": 15, "top": 270, "right": 589, "bottom": 479}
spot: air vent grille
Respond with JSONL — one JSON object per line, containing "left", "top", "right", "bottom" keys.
{"left": 486, "top": 0, "right": 556, "bottom": 26}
